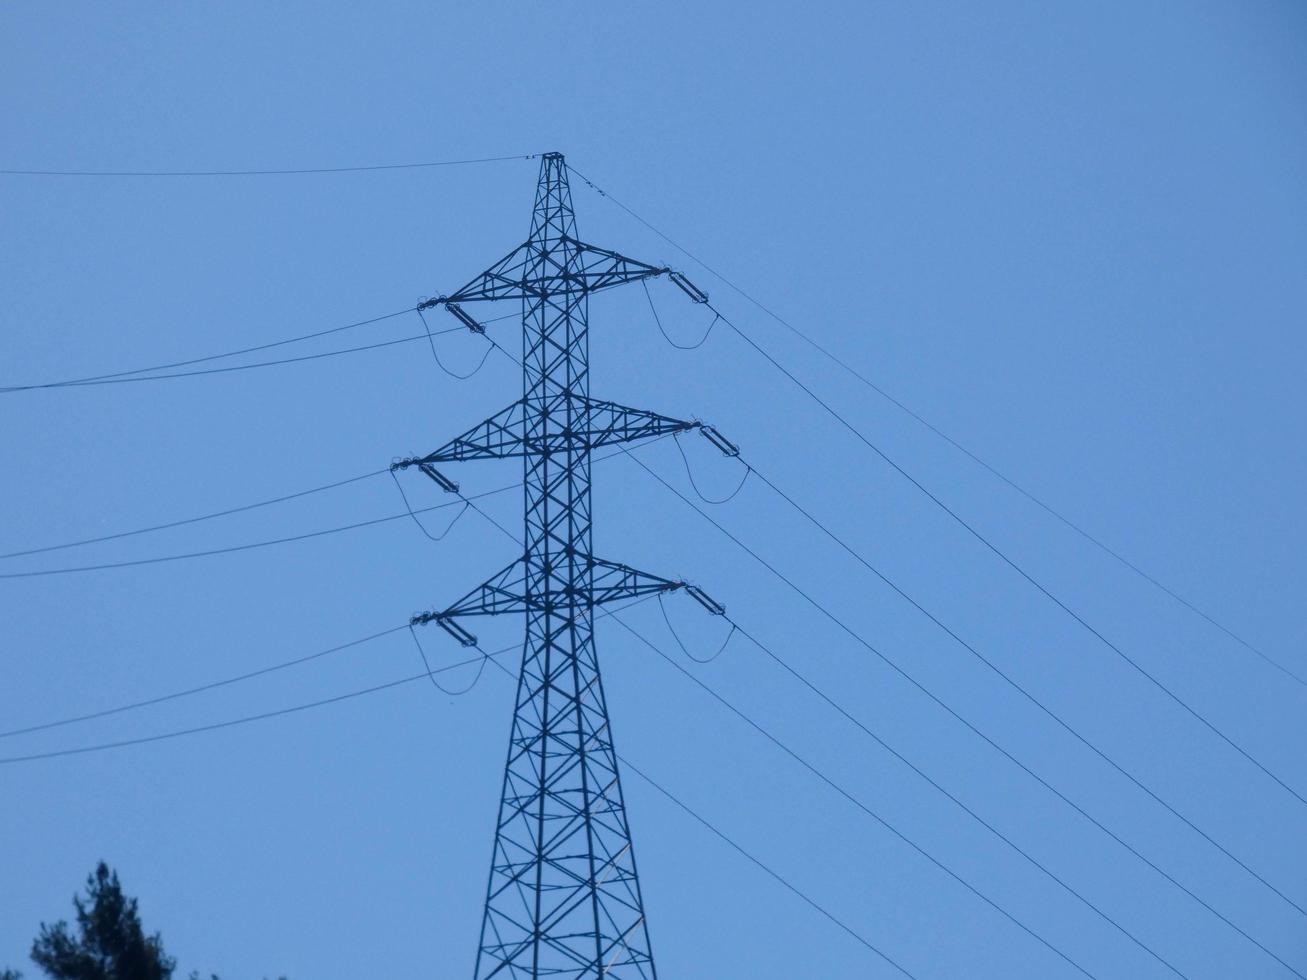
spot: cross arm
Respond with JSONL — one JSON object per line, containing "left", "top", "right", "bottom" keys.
{"left": 566, "top": 239, "right": 670, "bottom": 295}
{"left": 395, "top": 400, "right": 528, "bottom": 469}
{"left": 410, "top": 555, "right": 697, "bottom": 645}
{"left": 568, "top": 396, "right": 698, "bottom": 451}
{"left": 392, "top": 397, "right": 707, "bottom": 476}
{"left": 424, "top": 242, "right": 536, "bottom": 306}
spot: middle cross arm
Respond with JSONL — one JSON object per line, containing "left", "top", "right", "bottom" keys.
{"left": 413, "top": 556, "right": 685, "bottom": 623}
{"left": 398, "top": 395, "right": 700, "bottom": 466}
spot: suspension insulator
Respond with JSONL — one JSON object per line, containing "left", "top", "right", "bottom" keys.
{"left": 684, "top": 583, "right": 727, "bottom": 616}
{"left": 668, "top": 270, "right": 709, "bottom": 304}
{"left": 447, "top": 302, "right": 487, "bottom": 334}
{"left": 699, "top": 424, "right": 740, "bottom": 457}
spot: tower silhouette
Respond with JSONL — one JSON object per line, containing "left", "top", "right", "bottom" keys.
{"left": 395, "top": 152, "right": 721, "bottom": 978}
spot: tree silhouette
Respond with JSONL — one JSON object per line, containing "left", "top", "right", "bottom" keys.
{"left": 29, "top": 863, "right": 175, "bottom": 980}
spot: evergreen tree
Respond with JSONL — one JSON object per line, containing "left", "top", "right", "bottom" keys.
{"left": 29, "top": 863, "right": 175, "bottom": 980}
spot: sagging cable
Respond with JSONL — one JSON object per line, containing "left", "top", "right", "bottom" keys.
{"left": 643, "top": 279, "right": 718, "bottom": 351}
{"left": 389, "top": 469, "right": 469, "bottom": 542}
{"left": 408, "top": 624, "right": 488, "bottom": 696}
{"left": 674, "top": 432, "right": 750, "bottom": 505}
{"left": 659, "top": 592, "right": 735, "bottom": 664}
{"left": 416, "top": 307, "right": 493, "bottom": 380}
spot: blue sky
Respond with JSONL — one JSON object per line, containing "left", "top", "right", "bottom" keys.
{"left": 2, "top": 2, "right": 1305, "bottom": 977}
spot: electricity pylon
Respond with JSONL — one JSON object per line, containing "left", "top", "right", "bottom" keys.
{"left": 394, "top": 152, "right": 730, "bottom": 978}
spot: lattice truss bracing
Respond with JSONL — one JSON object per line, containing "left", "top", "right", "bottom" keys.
{"left": 397, "top": 153, "right": 722, "bottom": 979}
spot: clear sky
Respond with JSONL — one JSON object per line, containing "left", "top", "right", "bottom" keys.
{"left": 2, "top": 2, "right": 1305, "bottom": 978}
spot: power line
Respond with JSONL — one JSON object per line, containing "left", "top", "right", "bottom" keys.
{"left": 714, "top": 306, "right": 1307, "bottom": 810}
{"left": 567, "top": 170, "right": 1307, "bottom": 921}
{"left": 409, "top": 624, "right": 491, "bottom": 697}
{"left": 0, "top": 648, "right": 517, "bottom": 766}
{"left": 0, "top": 308, "right": 412, "bottom": 392}
{"left": 0, "top": 154, "right": 537, "bottom": 177}
{"left": 417, "top": 308, "right": 496, "bottom": 380}
{"left": 620, "top": 447, "right": 1307, "bottom": 926}
{"left": 617, "top": 753, "right": 920, "bottom": 979}
{"left": 568, "top": 164, "right": 1306, "bottom": 694}
{"left": 671, "top": 432, "right": 750, "bottom": 504}
{"left": 611, "top": 609, "right": 1182, "bottom": 980}
{"left": 0, "top": 625, "right": 409, "bottom": 739}
{"left": 700, "top": 609, "right": 1298, "bottom": 975}
{"left": 1, "top": 311, "right": 518, "bottom": 394}
{"left": 640, "top": 278, "right": 717, "bottom": 351}
{"left": 1, "top": 329, "right": 451, "bottom": 391}
{"left": 0, "top": 488, "right": 510, "bottom": 579}
{"left": 738, "top": 456, "right": 1307, "bottom": 921}
{"left": 0, "top": 468, "right": 389, "bottom": 560}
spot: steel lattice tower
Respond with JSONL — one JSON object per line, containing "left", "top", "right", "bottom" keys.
{"left": 395, "top": 153, "right": 724, "bottom": 978}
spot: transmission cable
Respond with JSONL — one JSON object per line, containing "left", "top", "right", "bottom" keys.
{"left": 0, "top": 644, "right": 520, "bottom": 766}
{"left": 0, "top": 308, "right": 413, "bottom": 393}
{"left": 0, "top": 310, "right": 520, "bottom": 394}
{"left": 610, "top": 609, "right": 1187, "bottom": 980}
{"left": 0, "top": 154, "right": 537, "bottom": 178}
{"left": 2, "top": 329, "right": 452, "bottom": 391}
{"left": 620, "top": 447, "right": 1307, "bottom": 930}
{"left": 681, "top": 604, "right": 1297, "bottom": 976}
{"left": 656, "top": 592, "right": 737, "bottom": 664}
{"left": 0, "top": 624, "right": 409, "bottom": 740}
{"left": 409, "top": 626, "right": 491, "bottom": 696}
{"left": 0, "top": 488, "right": 512, "bottom": 579}
{"left": 736, "top": 455, "right": 1307, "bottom": 920}
{"left": 672, "top": 431, "right": 750, "bottom": 504}
{"left": 616, "top": 753, "right": 918, "bottom": 979}
{"left": 389, "top": 469, "right": 472, "bottom": 542}
{"left": 569, "top": 165, "right": 1305, "bottom": 695}
{"left": 641, "top": 278, "right": 718, "bottom": 350}
{"left": 713, "top": 303, "right": 1307, "bottom": 809}
{"left": 0, "top": 467, "right": 389, "bottom": 560}
{"left": 417, "top": 308, "right": 496, "bottom": 380}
